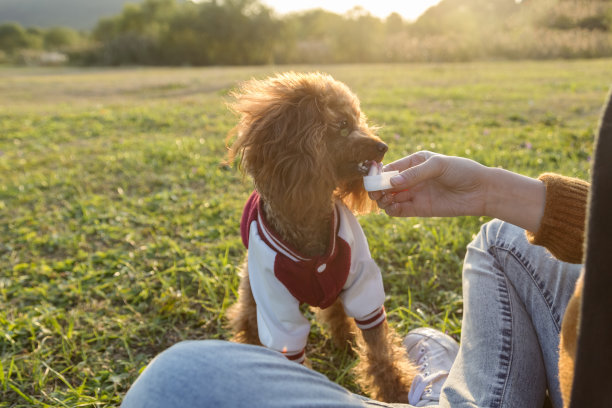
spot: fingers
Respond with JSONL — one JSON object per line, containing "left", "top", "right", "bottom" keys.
{"left": 381, "top": 201, "right": 419, "bottom": 218}
{"left": 384, "top": 203, "right": 404, "bottom": 217}
{"left": 374, "top": 190, "right": 422, "bottom": 219}
{"left": 369, "top": 151, "right": 442, "bottom": 211}
{"left": 389, "top": 154, "right": 445, "bottom": 190}
{"left": 368, "top": 190, "right": 384, "bottom": 201}
{"left": 383, "top": 151, "right": 434, "bottom": 173}
{"left": 376, "top": 189, "right": 410, "bottom": 208}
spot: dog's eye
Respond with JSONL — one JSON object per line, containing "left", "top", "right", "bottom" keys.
{"left": 338, "top": 120, "right": 350, "bottom": 137}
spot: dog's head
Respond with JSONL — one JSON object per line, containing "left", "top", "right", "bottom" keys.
{"left": 227, "top": 72, "right": 387, "bottom": 215}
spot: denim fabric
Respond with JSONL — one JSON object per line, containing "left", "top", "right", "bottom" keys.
{"left": 120, "top": 340, "right": 393, "bottom": 408}
{"left": 121, "top": 220, "right": 581, "bottom": 408}
{"left": 440, "top": 220, "right": 581, "bottom": 408}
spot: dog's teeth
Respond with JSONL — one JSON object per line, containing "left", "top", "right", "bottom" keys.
{"left": 367, "top": 162, "right": 379, "bottom": 176}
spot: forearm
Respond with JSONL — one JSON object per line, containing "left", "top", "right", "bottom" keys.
{"left": 484, "top": 168, "right": 589, "bottom": 263}
{"left": 483, "top": 167, "right": 546, "bottom": 233}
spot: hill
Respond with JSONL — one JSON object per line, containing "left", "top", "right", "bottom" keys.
{"left": 0, "top": 0, "right": 145, "bottom": 30}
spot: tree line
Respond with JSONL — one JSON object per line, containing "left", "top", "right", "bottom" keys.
{"left": 1, "top": 0, "right": 611, "bottom": 66}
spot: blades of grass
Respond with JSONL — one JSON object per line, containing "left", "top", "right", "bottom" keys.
{"left": 7, "top": 357, "right": 20, "bottom": 383}
{"left": 440, "top": 307, "right": 451, "bottom": 334}
{"left": 330, "top": 349, "right": 358, "bottom": 384}
{"left": 38, "top": 388, "right": 70, "bottom": 408}
{"left": 66, "top": 317, "right": 74, "bottom": 340}
{"left": 40, "top": 361, "right": 76, "bottom": 393}
{"left": 8, "top": 382, "right": 42, "bottom": 406}
{"left": 221, "top": 244, "right": 230, "bottom": 267}
{"left": 76, "top": 375, "right": 88, "bottom": 395}
{"left": 0, "top": 358, "right": 4, "bottom": 391}
{"left": 122, "top": 336, "right": 134, "bottom": 364}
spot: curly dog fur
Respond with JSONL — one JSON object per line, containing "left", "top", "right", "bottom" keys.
{"left": 226, "top": 72, "right": 415, "bottom": 403}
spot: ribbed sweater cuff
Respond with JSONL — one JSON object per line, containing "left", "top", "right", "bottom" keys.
{"left": 525, "top": 173, "right": 589, "bottom": 264}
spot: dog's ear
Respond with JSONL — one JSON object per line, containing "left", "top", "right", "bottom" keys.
{"left": 227, "top": 76, "right": 336, "bottom": 220}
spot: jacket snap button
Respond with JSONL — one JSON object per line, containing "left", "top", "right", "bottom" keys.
{"left": 317, "top": 264, "right": 326, "bottom": 273}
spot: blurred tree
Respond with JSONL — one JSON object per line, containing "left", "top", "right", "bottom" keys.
{"left": 412, "top": 0, "right": 519, "bottom": 35}
{"left": 91, "top": 0, "right": 278, "bottom": 65}
{"left": 159, "top": 0, "right": 278, "bottom": 65}
{"left": 280, "top": 7, "right": 388, "bottom": 63}
{"left": 0, "top": 22, "right": 33, "bottom": 53}
{"left": 282, "top": 9, "right": 342, "bottom": 63}
{"left": 25, "top": 27, "right": 44, "bottom": 49}
{"left": 91, "top": 0, "right": 176, "bottom": 64}
{"left": 334, "top": 7, "right": 384, "bottom": 62}
{"left": 3, "top": 0, "right": 611, "bottom": 65}
{"left": 521, "top": 0, "right": 612, "bottom": 31}
{"left": 385, "top": 12, "right": 405, "bottom": 35}
{"left": 93, "top": 0, "right": 175, "bottom": 42}
{"left": 44, "top": 27, "right": 80, "bottom": 50}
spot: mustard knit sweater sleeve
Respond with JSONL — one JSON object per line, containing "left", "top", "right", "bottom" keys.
{"left": 525, "top": 173, "right": 590, "bottom": 264}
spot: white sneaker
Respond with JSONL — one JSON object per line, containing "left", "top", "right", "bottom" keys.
{"left": 404, "top": 327, "right": 459, "bottom": 407}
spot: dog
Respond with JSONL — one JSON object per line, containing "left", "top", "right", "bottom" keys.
{"left": 225, "top": 72, "right": 415, "bottom": 403}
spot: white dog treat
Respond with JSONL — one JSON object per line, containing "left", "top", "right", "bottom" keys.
{"left": 363, "top": 162, "right": 399, "bottom": 191}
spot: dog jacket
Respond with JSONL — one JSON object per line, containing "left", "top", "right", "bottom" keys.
{"left": 241, "top": 191, "right": 386, "bottom": 362}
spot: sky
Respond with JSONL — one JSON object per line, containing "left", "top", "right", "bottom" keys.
{"left": 260, "top": 0, "right": 443, "bottom": 21}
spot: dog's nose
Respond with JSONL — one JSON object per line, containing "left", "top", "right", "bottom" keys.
{"left": 376, "top": 142, "right": 388, "bottom": 153}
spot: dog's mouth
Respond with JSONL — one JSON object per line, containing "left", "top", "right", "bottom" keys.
{"left": 340, "top": 142, "right": 387, "bottom": 179}
{"left": 357, "top": 160, "right": 373, "bottom": 175}
{"left": 357, "top": 160, "right": 381, "bottom": 176}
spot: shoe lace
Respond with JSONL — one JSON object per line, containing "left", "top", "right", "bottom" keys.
{"left": 408, "top": 372, "right": 449, "bottom": 405}
{"left": 407, "top": 346, "right": 449, "bottom": 405}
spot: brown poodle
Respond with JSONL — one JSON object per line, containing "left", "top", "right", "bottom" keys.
{"left": 225, "top": 72, "right": 415, "bottom": 403}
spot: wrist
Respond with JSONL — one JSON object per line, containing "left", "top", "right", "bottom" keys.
{"left": 484, "top": 167, "right": 546, "bottom": 232}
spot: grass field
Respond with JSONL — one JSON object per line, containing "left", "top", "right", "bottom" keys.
{"left": 1, "top": 60, "right": 610, "bottom": 407}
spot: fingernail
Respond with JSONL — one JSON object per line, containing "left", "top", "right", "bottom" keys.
{"left": 390, "top": 175, "right": 401, "bottom": 184}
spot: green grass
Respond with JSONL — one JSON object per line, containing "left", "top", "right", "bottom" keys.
{"left": 1, "top": 60, "right": 609, "bottom": 407}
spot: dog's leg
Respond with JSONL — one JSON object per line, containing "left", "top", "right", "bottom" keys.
{"left": 354, "top": 321, "right": 416, "bottom": 403}
{"left": 315, "top": 298, "right": 357, "bottom": 350}
{"left": 226, "top": 261, "right": 261, "bottom": 345}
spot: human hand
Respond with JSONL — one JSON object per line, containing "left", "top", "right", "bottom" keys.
{"left": 370, "top": 151, "right": 546, "bottom": 232}
{"left": 370, "top": 151, "right": 490, "bottom": 218}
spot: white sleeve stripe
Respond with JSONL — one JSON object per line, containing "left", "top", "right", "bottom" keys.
{"left": 256, "top": 204, "right": 340, "bottom": 263}
{"left": 355, "top": 314, "right": 386, "bottom": 330}
{"left": 257, "top": 213, "right": 306, "bottom": 262}
{"left": 355, "top": 306, "right": 386, "bottom": 330}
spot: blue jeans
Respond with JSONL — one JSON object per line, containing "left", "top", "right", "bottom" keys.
{"left": 121, "top": 220, "right": 581, "bottom": 408}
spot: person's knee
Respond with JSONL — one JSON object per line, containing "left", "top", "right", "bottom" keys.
{"left": 464, "top": 219, "right": 525, "bottom": 278}
{"left": 153, "top": 340, "right": 210, "bottom": 364}
{"left": 163, "top": 339, "right": 228, "bottom": 357}
{"left": 475, "top": 219, "right": 524, "bottom": 249}
{"left": 129, "top": 341, "right": 218, "bottom": 386}
{"left": 482, "top": 218, "right": 505, "bottom": 235}
{"left": 133, "top": 340, "right": 279, "bottom": 383}
{"left": 153, "top": 340, "right": 239, "bottom": 372}
{"left": 122, "top": 340, "right": 238, "bottom": 407}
